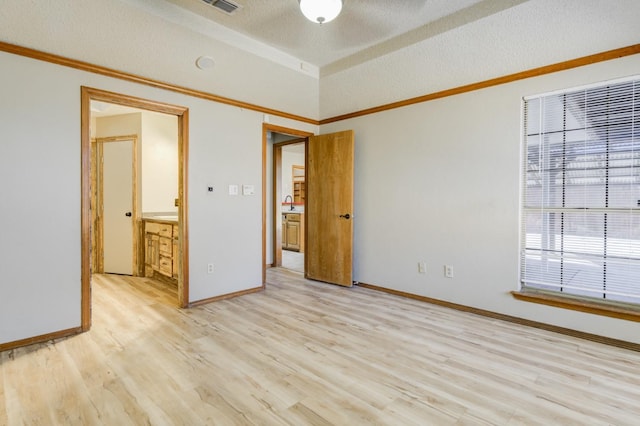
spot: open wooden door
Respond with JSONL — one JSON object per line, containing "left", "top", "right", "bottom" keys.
{"left": 305, "top": 130, "right": 354, "bottom": 287}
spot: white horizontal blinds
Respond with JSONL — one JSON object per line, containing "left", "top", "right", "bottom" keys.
{"left": 521, "top": 78, "right": 640, "bottom": 303}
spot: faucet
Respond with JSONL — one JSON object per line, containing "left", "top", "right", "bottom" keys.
{"left": 284, "top": 195, "right": 295, "bottom": 211}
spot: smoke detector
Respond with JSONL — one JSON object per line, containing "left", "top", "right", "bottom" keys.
{"left": 201, "top": 0, "right": 241, "bottom": 15}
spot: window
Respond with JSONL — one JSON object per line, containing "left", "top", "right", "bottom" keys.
{"left": 521, "top": 77, "right": 640, "bottom": 305}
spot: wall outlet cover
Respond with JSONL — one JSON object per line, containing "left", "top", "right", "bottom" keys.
{"left": 445, "top": 265, "right": 454, "bottom": 278}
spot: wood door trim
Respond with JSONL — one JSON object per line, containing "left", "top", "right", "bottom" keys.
{"left": 273, "top": 144, "right": 283, "bottom": 268}
{"left": 93, "top": 135, "right": 138, "bottom": 143}
{"left": 81, "top": 87, "right": 190, "bottom": 333}
{"left": 91, "top": 139, "right": 103, "bottom": 273}
{"left": 262, "top": 123, "right": 314, "bottom": 284}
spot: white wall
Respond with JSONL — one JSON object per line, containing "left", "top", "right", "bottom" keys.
{"left": 1, "top": 0, "right": 638, "bottom": 347}
{"left": 95, "top": 112, "right": 179, "bottom": 214}
{"left": 0, "top": 53, "right": 83, "bottom": 343}
{"left": 0, "top": 49, "right": 315, "bottom": 344}
{"left": 4, "top": 47, "right": 636, "bottom": 344}
{"left": 141, "top": 111, "right": 179, "bottom": 213}
{"left": 95, "top": 113, "right": 142, "bottom": 139}
{"left": 321, "top": 54, "right": 640, "bottom": 344}
{"left": 95, "top": 113, "right": 143, "bottom": 217}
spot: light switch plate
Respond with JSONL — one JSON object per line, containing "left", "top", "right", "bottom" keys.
{"left": 242, "top": 184, "right": 255, "bottom": 195}
{"left": 228, "top": 184, "right": 239, "bottom": 195}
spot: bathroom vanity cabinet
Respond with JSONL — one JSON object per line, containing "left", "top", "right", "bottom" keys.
{"left": 282, "top": 213, "right": 304, "bottom": 252}
{"left": 144, "top": 218, "right": 179, "bottom": 281}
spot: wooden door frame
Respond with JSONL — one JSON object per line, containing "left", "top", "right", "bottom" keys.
{"left": 81, "top": 87, "right": 190, "bottom": 331}
{"left": 92, "top": 135, "right": 139, "bottom": 275}
{"left": 262, "top": 123, "right": 313, "bottom": 285}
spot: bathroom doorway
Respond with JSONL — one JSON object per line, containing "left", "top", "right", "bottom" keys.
{"left": 263, "top": 124, "right": 355, "bottom": 287}
{"left": 266, "top": 124, "right": 312, "bottom": 277}
{"left": 280, "top": 141, "right": 305, "bottom": 272}
{"left": 81, "top": 87, "right": 189, "bottom": 331}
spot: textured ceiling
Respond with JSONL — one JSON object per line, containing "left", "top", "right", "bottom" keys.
{"left": 4, "top": 0, "right": 637, "bottom": 122}
{"left": 163, "top": 0, "right": 486, "bottom": 68}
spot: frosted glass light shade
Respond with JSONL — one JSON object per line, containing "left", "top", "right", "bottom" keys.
{"left": 299, "top": 0, "right": 343, "bottom": 24}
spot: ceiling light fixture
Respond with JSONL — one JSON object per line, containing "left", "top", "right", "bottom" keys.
{"left": 299, "top": 0, "right": 343, "bottom": 24}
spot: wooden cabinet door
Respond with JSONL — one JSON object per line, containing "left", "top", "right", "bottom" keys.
{"left": 151, "top": 235, "right": 159, "bottom": 270}
{"left": 159, "top": 256, "right": 173, "bottom": 277}
{"left": 282, "top": 216, "right": 287, "bottom": 249}
{"left": 145, "top": 234, "right": 159, "bottom": 277}
{"left": 286, "top": 220, "right": 300, "bottom": 251}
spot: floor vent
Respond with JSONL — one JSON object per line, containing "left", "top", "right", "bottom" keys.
{"left": 202, "top": 0, "right": 240, "bottom": 15}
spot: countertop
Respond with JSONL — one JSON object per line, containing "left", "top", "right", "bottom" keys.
{"left": 143, "top": 214, "right": 178, "bottom": 223}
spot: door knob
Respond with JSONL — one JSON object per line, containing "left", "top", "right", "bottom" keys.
{"left": 339, "top": 213, "right": 351, "bottom": 219}
{"left": 125, "top": 212, "right": 132, "bottom": 217}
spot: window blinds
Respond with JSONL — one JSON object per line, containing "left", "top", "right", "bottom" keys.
{"left": 521, "top": 77, "right": 640, "bottom": 304}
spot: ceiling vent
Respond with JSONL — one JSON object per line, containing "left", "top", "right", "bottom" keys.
{"left": 201, "top": 0, "right": 240, "bottom": 15}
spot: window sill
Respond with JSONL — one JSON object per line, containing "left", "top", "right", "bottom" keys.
{"left": 511, "top": 291, "right": 640, "bottom": 322}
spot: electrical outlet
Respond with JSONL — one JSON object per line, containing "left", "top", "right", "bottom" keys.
{"left": 418, "top": 262, "right": 426, "bottom": 274}
{"left": 207, "top": 263, "right": 214, "bottom": 274}
{"left": 445, "top": 265, "right": 453, "bottom": 278}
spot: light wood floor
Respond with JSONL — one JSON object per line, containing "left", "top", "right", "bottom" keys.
{"left": 2, "top": 269, "right": 640, "bottom": 425}
{"left": 282, "top": 249, "right": 304, "bottom": 273}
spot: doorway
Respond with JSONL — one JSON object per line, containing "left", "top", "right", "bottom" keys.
{"left": 262, "top": 124, "right": 313, "bottom": 283}
{"left": 262, "top": 124, "right": 356, "bottom": 287}
{"left": 278, "top": 139, "right": 306, "bottom": 273}
{"left": 81, "top": 87, "right": 190, "bottom": 331}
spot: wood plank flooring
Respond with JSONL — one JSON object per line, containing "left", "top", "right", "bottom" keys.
{"left": 2, "top": 269, "right": 640, "bottom": 425}
{"left": 282, "top": 249, "right": 304, "bottom": 273}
